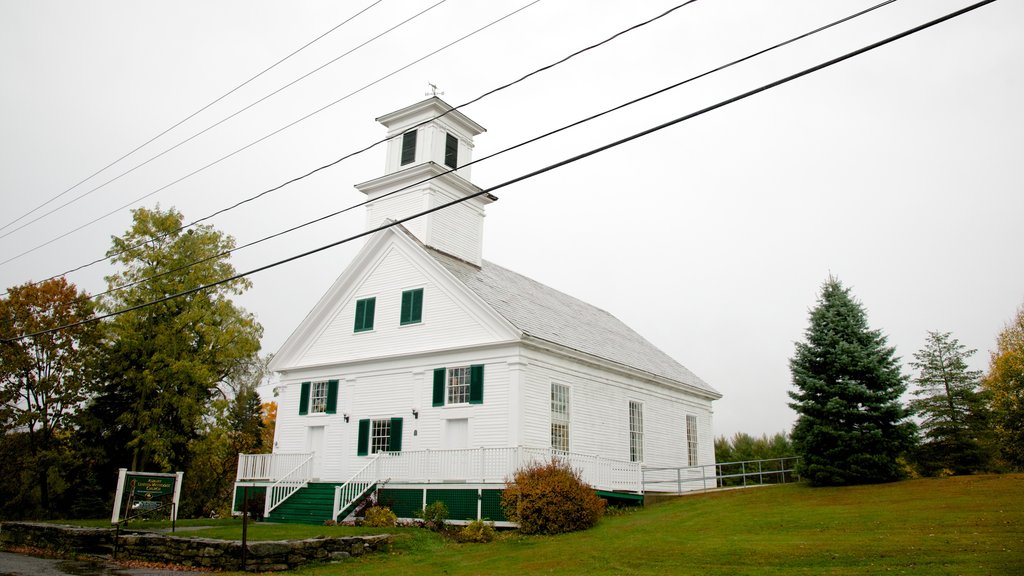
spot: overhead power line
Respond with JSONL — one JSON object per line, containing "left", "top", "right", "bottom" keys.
{"left": 2, "top": 0, "right": 996, "bottom": 344}
{"left": 4, "top": 0, "right": 696, "bottom": 290}
{"left": 0, "top": 0, "right": 540, "bottom": 270}
{"left": 0, "top": 0, "right": 385, "bottom": 236}
{"left": 0, "top": 0, "right": 446, "bottom": 242}
{"left": 88, "top": 0, "right": 900, "bottom": 304}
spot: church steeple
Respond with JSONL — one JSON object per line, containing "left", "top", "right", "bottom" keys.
{"left": 356, "top": 97, "right": 494, "bottom": 266}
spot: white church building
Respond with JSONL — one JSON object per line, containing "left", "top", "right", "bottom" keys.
{"left": 234, "top": 97, "right": 721, "bottom": 524}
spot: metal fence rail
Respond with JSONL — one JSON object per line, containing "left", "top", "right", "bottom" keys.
{"left": 643, "top": 457, "right": 800, "bottom": 494}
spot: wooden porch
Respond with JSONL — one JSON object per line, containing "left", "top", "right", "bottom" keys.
{"left": 235, "top": 447, "right": 643, "bottom": 522}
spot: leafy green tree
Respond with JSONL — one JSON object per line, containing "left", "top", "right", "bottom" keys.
{"left": 788, "top": 277, "right": 915, "bottom": 486}
{"left": 89, "top": 206, "right": 262, "bottom": 475}
{"left": 908, "top": 331, "right": 989, "bottom": 475}
{"left": 0, "top": 278, "right": 102, "bottom": 516}
{"left": 983, "top": 304, "right": 1024, "bottom": 469}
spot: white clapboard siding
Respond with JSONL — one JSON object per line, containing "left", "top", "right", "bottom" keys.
{"left": 296, "top": 238, "right": 509, "bottom": 367}
{"left": 519, "top": 349, "right": 716, "bottom": 470}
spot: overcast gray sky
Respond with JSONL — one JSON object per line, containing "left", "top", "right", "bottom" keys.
{"left": 2, "top": 0, "right": 1021, "bottom": 438}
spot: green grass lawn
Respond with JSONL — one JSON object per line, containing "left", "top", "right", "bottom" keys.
{"left": 52, "top": 474, "right": 1024, "bottom": 575}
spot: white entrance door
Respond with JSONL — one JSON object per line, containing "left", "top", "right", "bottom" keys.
{"left": 306, "top": 426, "right": 325, "bottom": 480}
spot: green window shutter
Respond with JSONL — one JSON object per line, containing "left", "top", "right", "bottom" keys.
{"left": 298, "top": 382, "right": 310, "bottom": 415}
{"left": 432, "top": 368, "right": 446, "bottom": 407}
{"left": 354, "top": 297, "right": 376, "bottom": 332}
{"left": 389, "top": 417, "right": 404, "bottom": 452}
{"left": 357, "top": 419, "right": 370, "bottom": 456}
{"left": 365, "top": 298, "right": 375, "bottom": 329}
{"left": 354, "top": 299, "right": 365, "bottom": 331}
{"left": 401, "top": 288, "right": 423, "bottom": 325}
{"left": 401, "top": 130, "right": 417, "bottom": 165}
{"left": 469, "top": 364, "right": 484, "bottom": 404}
{"left": 326, "top": 380, "right": 339, "bottom": 414}
{"left": 444, "top": 133, "right": 458, "bottom": 169}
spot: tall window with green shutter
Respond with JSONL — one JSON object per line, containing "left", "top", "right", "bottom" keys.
{"left": 432, "top": 365, "right": 484, "bottom": 406}
{"left": 444, "top": 133, "right": 458, "bottom": 169}
{"left": 357, "top": 417, "right": 403, "bottom": 455}
{"left": 354, "top": 297, "right": 375, "bottom": 332}
{"left": 400, "top": 130, "right": 417, "bottom": 165}
{"left": 400, "top": 288, "right": 423, "bottom": 325}
{"left": 298, "top": 380, "right": 338, "bottom": 415}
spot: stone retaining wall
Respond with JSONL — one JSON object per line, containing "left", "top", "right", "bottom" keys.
{"left": 0, "top": 522, "right": 391, "bottom": 572}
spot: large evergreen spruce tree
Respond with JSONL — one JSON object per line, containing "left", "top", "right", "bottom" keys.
{"left": 788, "top": 277, "right": 915, "bottom": 485}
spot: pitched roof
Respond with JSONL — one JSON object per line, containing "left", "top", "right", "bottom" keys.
{"left": 427, "top": 247, "right": 720, "bottom": 397}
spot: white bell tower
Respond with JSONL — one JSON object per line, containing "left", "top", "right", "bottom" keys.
{"left": 356, "top": 97, "right": 494, "bottom": 266}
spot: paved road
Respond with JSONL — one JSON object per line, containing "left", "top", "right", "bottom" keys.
{"left": 0, "top": 551, "right": 203, "bottom": 576}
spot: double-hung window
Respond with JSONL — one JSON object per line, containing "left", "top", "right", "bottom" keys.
{"left": 551, "top": 383, "right": 570, "bottom": 452}
{"left": 298, "top": 380, "right": 339, "bottom": 415}
{"left": 629, "top": 401, "right": 644, "bottom": 463}
{"left": 400, "top": 288, "right": 423, "bottom": 325}
{"left": 432, "top": 365, "right": 484, "bottom": 406}
{"left": 686, "top": 414, "right": 699, "bottom": 466}
{"left": 447, "top": 366, "right": 471, "bottom": 404}
{"left": 356, "top": 417, "right": 404, "bottom": 455}
{"left": 354, "top": 297, "right": 375, "bottom": 332}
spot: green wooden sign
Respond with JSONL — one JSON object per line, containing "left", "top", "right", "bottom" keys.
{"left": 111, "top": 469, "right": 183, "bottom": 524}
{"left": 128, "top": 474, "right": 176, "bottom": 498}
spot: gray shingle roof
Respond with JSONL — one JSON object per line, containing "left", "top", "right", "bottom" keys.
{"left": 427, "top": 248, "right": 720, "bottom": 397}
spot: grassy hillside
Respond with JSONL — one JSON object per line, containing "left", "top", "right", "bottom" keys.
{"left": 204, "top": 474, "right": 1023, "bottom": 575}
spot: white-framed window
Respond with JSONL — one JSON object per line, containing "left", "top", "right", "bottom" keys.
{"left": 357, "top": 417, "right": 403, "bottom": 456}
{"left": 551, "top": 383, "right": 570, "bottom": 452}
{"left": 686, "top": 414, "right": 699, "bottom": 466}
{"left": 447, "top": 366, "right": 471, "bottom": 405}
{"left": 432, "top": 365, "right": 484, "bottom": 406}
{"left": 310, "top": 381, "right": 329, "bottom": 414}
{"left": 371, "top": 419, "right": 391, "bottom": 454}
{"left": 629, "top": 401, "right": 644, "bottom": 463}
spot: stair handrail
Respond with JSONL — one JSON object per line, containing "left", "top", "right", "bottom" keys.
{"left": 332, "top": 453, "right": 386, "bottom": 522}
{"left": 265, "top": 453, "right": 315, "bottom": 514}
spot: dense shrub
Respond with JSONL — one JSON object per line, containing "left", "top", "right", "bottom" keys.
{"left": 416, "top": 501, "right": 448, "bottom": 531}
{"left": 457, "top": 519, "right": 496, "bottom": 543}
{"left": 363, "top": 506, "right": 397, "bottom": 527}
{"left": 500, "top": 459, "right": 606, "bottom": 534}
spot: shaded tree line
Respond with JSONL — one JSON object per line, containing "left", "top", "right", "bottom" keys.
{"left": 1, "top": 207, "right": 272, "bottom": 520}
{"left": 787, "top": 276, "right": 1024, "bottom": 486}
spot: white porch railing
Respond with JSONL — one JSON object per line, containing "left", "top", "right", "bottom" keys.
{"left": 237, "top": 452, "right": 314, "bottom": 482}
{"left": 372, "top": 446, "right": 640, "bottom": 492}
{"left": 264, "top": 453, "right": 314, "bottom": 514}
{"left": 240, "top": 447, "right": 642, "bottom": 519}
{"left": 326, "top": 446, "right": 640, "bottom": 521}
{"left": 332, "top": 454, "right": 385, "bottom": 522}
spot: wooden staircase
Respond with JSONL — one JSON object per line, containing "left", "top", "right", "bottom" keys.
{"left": 264, "top": 483, "right": 339, "bottom": 524}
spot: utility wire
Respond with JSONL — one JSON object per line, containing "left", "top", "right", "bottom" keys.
{"left": 90, "top": 0, "right": 899, "bottom": 304}
{"left": 0, "top": 0, "right": 385, "bottom": 236}
{"left": 0, "top": 0, "right": 540, "bottom": 270}
{"left": 5, "top": 0, "right": 697, "bottom": 289}
{"left": 0, "top": 0, "right": 444, "bottom": 242}
{"left": 2, "top": 0, "right": 996, "bottom": 344}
